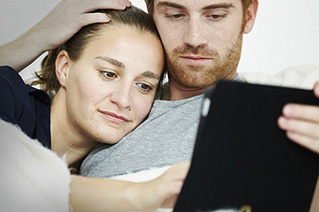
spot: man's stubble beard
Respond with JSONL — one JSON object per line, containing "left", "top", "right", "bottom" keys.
{"left": 166, "top": 33, "right": 243, "bottom": 89}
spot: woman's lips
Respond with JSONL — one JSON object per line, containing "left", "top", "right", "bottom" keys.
{"left": 99, "top": 110, "right": 130, "bottom": 124}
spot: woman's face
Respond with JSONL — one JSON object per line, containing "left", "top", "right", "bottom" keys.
{"left": 59, "top": 25, "right": 164, "bottom": 144}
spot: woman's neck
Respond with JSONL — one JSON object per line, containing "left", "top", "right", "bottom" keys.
{"left": 50, "top": 92, "right": 99, "bottom": 168}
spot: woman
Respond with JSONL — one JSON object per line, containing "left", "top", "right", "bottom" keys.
{"left": 32, "top": 6, "right": 165, "bottom": 169}
{"left": 0, "top": 5, "right": 189, "bottom": 212}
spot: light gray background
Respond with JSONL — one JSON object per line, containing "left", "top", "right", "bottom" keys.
{"left": 0, "top": 0, "right": 318, "bottom": 81}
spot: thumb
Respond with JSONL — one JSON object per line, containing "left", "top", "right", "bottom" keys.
{"left": 313, "top": 81, "right": 319, "bottom": 98}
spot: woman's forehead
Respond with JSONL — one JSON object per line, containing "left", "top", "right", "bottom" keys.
{"left": 78, "top": 25, "right": 164, "bottom": 71}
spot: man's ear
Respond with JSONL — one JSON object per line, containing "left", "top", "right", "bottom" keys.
{"left": 243, "top": 0, "right": 259, "bottom": 34}
{"left": 55, "top": 50, "right": 70, "bottom": 88}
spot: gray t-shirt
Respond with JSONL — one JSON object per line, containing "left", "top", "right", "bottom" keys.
{"left": 80, "top": 76, "right": 243, "bottom": 178}
{"left": 80, "top": 94, "right": 204, "bottom": 177}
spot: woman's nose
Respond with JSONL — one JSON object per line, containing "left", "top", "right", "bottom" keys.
{"left": 109, "top": 85, "right": 132, "bottom": 110}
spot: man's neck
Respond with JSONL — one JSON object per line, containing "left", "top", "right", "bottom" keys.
{"left": 166, "top": 72, "right": 239, "bottom": 101}
{"left": 165, "top": 80, "right": 208, "bottom": 101}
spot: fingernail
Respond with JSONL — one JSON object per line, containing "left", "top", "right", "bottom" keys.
{"left": 283, "top": 104, "right": 294, "bottom": 116}
{"left": 278, "top": 116, "right": 287, "bottom": 128}
{"left": 315, "top": 84, "right": 319, "bottom": 98}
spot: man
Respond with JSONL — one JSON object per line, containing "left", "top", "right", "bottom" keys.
{"left": 79, "top": 0, "right": 319, "bottom": 179}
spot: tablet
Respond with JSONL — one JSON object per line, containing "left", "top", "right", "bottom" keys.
{"left": 174, "top": 81, "right": 319, "bottom": 212}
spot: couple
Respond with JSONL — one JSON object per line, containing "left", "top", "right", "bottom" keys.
{"left": 1, "top": 0, "right": 319, "bottom": 211}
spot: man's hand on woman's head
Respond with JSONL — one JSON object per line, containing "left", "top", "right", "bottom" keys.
{"left": 31, "top": 0, "right": 132, "bottom": 51}
{"left": 0, "top": 0, "right": 132, "bottom": 71}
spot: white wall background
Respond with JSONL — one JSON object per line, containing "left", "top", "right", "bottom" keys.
{"left": 0, "top": 0, "right": 318, "bottom": 81}
{"left": 239, "top": 0, "right": 319, "bottom": 74}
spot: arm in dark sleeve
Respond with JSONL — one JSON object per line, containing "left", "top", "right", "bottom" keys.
{"left": 0, "top": 66, "right": 26, "bottom": 124}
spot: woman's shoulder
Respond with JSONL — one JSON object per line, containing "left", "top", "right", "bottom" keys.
{"left": 0, "top": 65, "right": 27, "bottom": 101}
{"left": 0, "top": 66, "right": 51, "bottom": 148}
{"left": 0, "top": 65, "right": 25, "bottom": 84}
{"left": 0, "top": 65, "right": 49, "bottom": 101}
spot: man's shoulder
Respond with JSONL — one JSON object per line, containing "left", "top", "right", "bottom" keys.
{"left": 239, "top": 64, "right": 319, "bottom": 89}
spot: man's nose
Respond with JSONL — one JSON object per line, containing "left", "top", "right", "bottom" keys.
{"left": 183, "top": 17, "right": 208, "bottom": 48}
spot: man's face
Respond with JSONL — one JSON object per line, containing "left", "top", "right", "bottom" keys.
{"left": 153, "top": 0, "right": 246, "bottom": 89}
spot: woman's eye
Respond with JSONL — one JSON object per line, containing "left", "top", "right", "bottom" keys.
{"left": 137, "top": 83, "right": 153, "bottom": 93}
{"left": 102, "top": 71, "right": 117, "bottom": 79}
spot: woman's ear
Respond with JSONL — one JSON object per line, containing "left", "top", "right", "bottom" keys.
{"left": 243, "top": 0, "right": 259, "bottom": 34}
{"left": 55, "top": 50, "right": 70, "bottom": 88}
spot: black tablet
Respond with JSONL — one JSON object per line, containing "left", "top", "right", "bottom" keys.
{"left": 174, "top": 81, "right": 319, "bottom": 212}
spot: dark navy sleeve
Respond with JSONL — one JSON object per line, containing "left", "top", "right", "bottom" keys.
{"left": 0, "top": 66, "right": 51, "bottom": 148}
{"left": 0, "top": 66, "right": 24, "bottom": 124}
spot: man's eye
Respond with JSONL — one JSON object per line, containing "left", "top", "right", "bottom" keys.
{"left": 173, "top": 14, "right": 184, "bottom": 18}
{"left": 102, "top": 71, "right": 117, "bottom": 79}
{"left": 208, "top": 13, "right": 226, "bottom": 21}
{"left": 166, "top": 13, "right": 185, "bottom": 19}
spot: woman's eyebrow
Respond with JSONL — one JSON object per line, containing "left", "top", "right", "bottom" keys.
{"left": 95, "top": 56, "right": 125, "bottom": 69}
{"left": 141, "top": 71, "right": 160, "bottom": 80}
{"left": 95, "top": 56, "right": 159, "bottom": 79}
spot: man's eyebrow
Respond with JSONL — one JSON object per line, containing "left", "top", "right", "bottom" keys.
{"left": 95, "top": 56, "right": 125, "bottom": 69}
{"left": 202, "top": 3, "right": 235, "bottom": 10}
{"left": 156, "top": 1, "right": 235, "bottom": 11}
{"left": 141, "top": 71, "right": 160, "bottom": 80}
{"left": 156, "top": 1, "right": 186, "bottom": 10}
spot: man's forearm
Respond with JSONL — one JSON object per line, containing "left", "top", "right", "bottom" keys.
{"left": 0, "top": 28, "right": 46, "bottom": 72}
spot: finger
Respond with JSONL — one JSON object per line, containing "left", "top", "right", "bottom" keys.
{"left": 314, "top": 81, "right": 319, "bottom": 98}
{"left": 282, "top": 103, "right": 319, "bottom": 123}
{"left": 79, "top": 13, "right": 111, "bottom": 26}
{"left": 124, "top": 0, "right": 132, "bottom": 7}
{"left": 82, "top": 0, "right": 132, "bottom": 12}
{"left": 286, "top": 131, "right": 319, "bottom": 153}
{"left": 278, "top": 116, "right": 319, "bottom": 139}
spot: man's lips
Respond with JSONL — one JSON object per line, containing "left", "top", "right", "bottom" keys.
{"left": 181, "top": 55, "right": 212, "bottom": 60}
{"left": 99, "top": 110, "right": 130, "bottom": 124}
{"left": 179, "top": 55, "right": 213, "bottom": 65}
